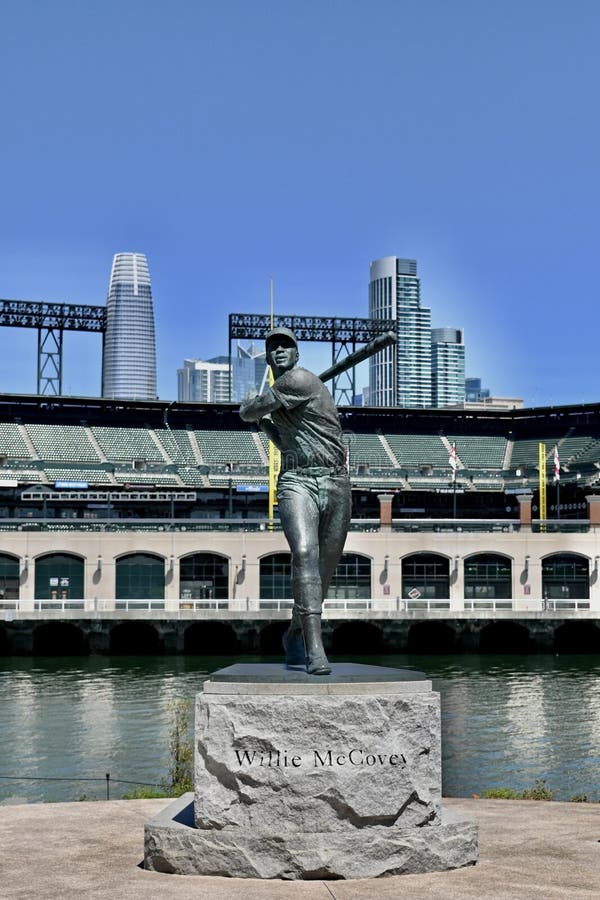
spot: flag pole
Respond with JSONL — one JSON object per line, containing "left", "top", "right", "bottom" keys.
{"left": 449, "top": 441, "right": 457, "bottom": 519}
{"left": 554, "top": 445, "right": 560, "bottom": 521}
{"left": 453, "top": 467, "right": 457, "bottom": 519}
{"left": 267, "top": 277, "right": 280, "bottom": 528}
{"left": 538, "top": 443, "right": 547, "bottom": 533}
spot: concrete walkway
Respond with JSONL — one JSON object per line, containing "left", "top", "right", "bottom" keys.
{"left": 1, "top": 797, "right": 599, "bottom": 898}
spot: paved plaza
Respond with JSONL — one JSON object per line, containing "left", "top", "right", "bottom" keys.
{"left": 1, "top": 796, "right": 599, "bottom": 898}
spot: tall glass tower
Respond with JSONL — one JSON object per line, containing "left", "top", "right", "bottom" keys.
{"left": 431, "top": 328, "right": 465, "bottom": 407}
{"left": 369, "top": 257, "right": 432, "bottom": 407}
{"left": 102, "top": 253, "right": 157, "bottom": 400}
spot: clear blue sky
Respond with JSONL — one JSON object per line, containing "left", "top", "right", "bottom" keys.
{"left": 0, "top": 0, "right": 598, "bottom": 406}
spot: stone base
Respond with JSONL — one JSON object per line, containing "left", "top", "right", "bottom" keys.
{"left": 144, "top": 665, "right": 478, "bottom": 879}
{"left": 195, "top": 665, "right": 443, "bottom": 833}
{"left": 144, "top": 793, "right": 478, "bottom": 880}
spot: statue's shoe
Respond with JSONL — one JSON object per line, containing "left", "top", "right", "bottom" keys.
{"left": 302, "top": 614, "right": 332, "bottom": 675}
{"left": 306, "top": 657, "right": 332, "bottom": 676}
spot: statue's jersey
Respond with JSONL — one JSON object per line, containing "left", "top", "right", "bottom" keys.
{"left": 270, "top": 367, "right": 347, "bottom": 470}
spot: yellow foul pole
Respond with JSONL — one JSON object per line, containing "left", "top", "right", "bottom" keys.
{"left": 268, "top": 277, "right": 280, "bottom": 525}
{"left": 538, "top": 442, "right": 547, "bottom": 532}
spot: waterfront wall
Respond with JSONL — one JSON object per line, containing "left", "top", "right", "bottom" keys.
{"left": 2, "top": 612, "right": 599, "bottom": 656}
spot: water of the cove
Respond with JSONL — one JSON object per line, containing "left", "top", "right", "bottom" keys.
{"left": 1, "top": 654, "right": 599, "bottom": 804}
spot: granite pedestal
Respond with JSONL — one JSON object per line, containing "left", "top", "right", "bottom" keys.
{"left": 144, "top": 663, "right": 478, "bottom": 879}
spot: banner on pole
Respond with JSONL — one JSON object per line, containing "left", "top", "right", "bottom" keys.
{"left": 449, "top": 442, "right": 457, "bottom": 481}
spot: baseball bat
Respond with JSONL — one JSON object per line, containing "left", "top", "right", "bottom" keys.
{"left": 317, "top": 330, "right": 397, "bottom": 384}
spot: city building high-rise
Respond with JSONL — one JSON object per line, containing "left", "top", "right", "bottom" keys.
{"left": 369, "top": 257, "right": 432, "bottom": 407}
{"left": 465, "top": 377, "right": 490, "bottom": 402}
{"left": 431, "top": 328, "right": 465, "bottom": 407}
{"left": 368, "top": 256, "right": 468, "bottom": 408}
{"left": 177, "top": 343, "right": 268, "bottom": 403}
{"left": 232, "top": 342, "right": 268, "bottom": 402}
{"left": 451, "top": 377, "right": 523, "bottom": 410}
{"left": 178, "top": 358, "right": 230, "bottom": 403}
{"left": 102, "top": 253, "right": 157, "bottom": 400}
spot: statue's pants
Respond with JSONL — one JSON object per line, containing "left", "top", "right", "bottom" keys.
{"left": 277, "top": 469, "right": 352, "bottom": 617}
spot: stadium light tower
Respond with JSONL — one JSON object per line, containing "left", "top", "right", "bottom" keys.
{"left": 0, "top": 299, "right": 105, "bottom": 395}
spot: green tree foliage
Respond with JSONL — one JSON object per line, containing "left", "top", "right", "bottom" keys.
{"left": 165, "top": 698, "right": 194, "bottom": 795}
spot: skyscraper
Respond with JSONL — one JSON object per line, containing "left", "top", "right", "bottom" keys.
{"left": 177, "top": 343, "right": 268, "bottom": 403}
{"left": 369, "top": 257, "right": 432, "bottom": 407}
{"left": 232, "top": 342, "right": 268, "bottom": 402}
{"left": 102, "top": 253, "right": 157, "bottom": 400}
{"left": 465, "top": 377, "right": 490, "bottom": 402}
{"left": 178, "top": 358, "right": 231, "bottom": 402}
{"left": 431, "top": 328, "right": 465, "bottom": 407}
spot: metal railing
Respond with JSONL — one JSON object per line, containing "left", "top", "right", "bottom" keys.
{"left": 0, "top": 518, "right": 283, "bottom": 533}
{"left": 391, "top": 518, "right": 521, "bottom": 534}
{"left": 532, "top": 520, "right": 590, "bottom": 534}
{"left": 0, "top": 516, "right": 595, "bottom": 534}
{"left": 403, "top": 599, "right": 452, "bottom": 611}
{"left": 544, "top": 599, "right": 591, "bottom": 610}
{"left": 34, "top": 600, "right": 85, "bottom": 611}
{"left": 463, "top": 600, "right": 514, "bottom": 610}
{"left": 0, "top": 771, "right": 162, "bottom": 801}
{"left": 2, "top": 597, "right": 597, "bottom": 615}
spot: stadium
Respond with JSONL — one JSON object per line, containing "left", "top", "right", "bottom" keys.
{"left": 1, "top": 390, "right": 600, "bottom": 657}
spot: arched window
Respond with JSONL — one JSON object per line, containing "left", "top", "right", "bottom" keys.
{"left": 179, "top": 553, "right": 229, "bottom": 600}
{"left": 542, "top": 553, "right": 589, "bottom": 600}
{"left": 0, "top": 553, "right": 19, "bottom": 601}
{"left": 34, "top": 553, "right": 84, "bottom": 600}
{"left": 33, "top": 622, "right": 89, "bottom": 655}
{"left": 259, "top": 553, "right": 292, "bottom": 599}
{"left": 326, "top": 553, "right": 372, "bottom": 599}
{"left": 116, "top": 553, "right": 164, "bottom": 600}
{"left": 464, "top": 553, "right": 512, "bottom": 600}
{"left": 402, "top": 553, "right": 449, "bottom": 600}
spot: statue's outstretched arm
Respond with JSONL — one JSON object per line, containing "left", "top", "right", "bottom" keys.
{"left": 257, "top": 415, "right": 282, "bottom": 450}
{"left": 239, "top": 388, "right": 284, "bottom": 450}
{"left": 239, "top": 386, "right": 281, "bottom": 423}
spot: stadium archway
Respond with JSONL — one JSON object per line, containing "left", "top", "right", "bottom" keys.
{"left": 407, "top": 621, "right": 456, "bottom": 653}
{"left": 33, "top": 622, "right": 89, "bottom": 655}
{"left": 34, "top": 553, "right": 84, "bottom": 600}
{"left": 0, "top": 553, "right": 20, "bottom": 601}
{"left": 541, "top": 553, "right": 590, "bottom": 600}
{"left": 116, "top": 553, "right": 165, "bottom": 600}
{"left": 464, "top": 553, "right": 512, "bottom": 600}
{"left": 259, "top": 622, "right": 289, "bottom": 654}
{"left": 402, "top": 553, "right": 450, "bottom": 600}
{"left": 109, "top": 622, "right": 163, "bottom": 654}
{"left": 259, "top": 553, "right": 292, "bottom": 599}
{"left": 330, "top": 622, "right": 383, "bottom": 654}
{"left": 179, "top": 553, "right": 229, "bottom": 600}
{"left": 326, "top": 553, "right": 372, "bottom": 599}
{"left": 184, "top": 622, "right": 239, "bottom": 655}
{"left": 554, "top": 622, "right": 600, "bottom": 654}
{"left": 479, "top": 621, "right": 532, "bottom": 653}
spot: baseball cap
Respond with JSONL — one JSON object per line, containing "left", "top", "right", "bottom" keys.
{"left": 265, "top": 327, "right": 298, "bottom": 350}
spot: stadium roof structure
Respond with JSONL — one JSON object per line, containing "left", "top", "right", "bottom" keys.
{"left": 1, "top": 391, "right": 600, "bottom": 432}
